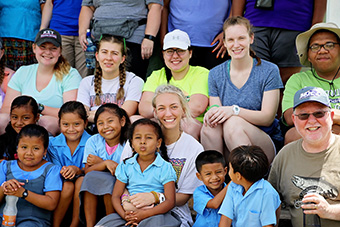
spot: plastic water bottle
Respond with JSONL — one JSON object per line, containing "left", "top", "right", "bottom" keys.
{"left": 85, "top": 29, "right": 96, "bottom": 69}
{"left": 2, "top": 196, "right": 18, "bottom": 227}
{"left": 303, "top": 203, "right": 321, "bottom": 227}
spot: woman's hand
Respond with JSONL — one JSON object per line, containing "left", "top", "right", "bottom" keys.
{"left": 86, "top": 154, "right": 103, "bottom": 166}
{"left": 129, "top": 192, "right": 155, "bottom": 208}
{"left": 60, "top": 165, "right": 80, "bottom": 179}
{"left": 105, "top": 160, "right": 118, "bottom": 175}
{"left": 211, "top": 32, "right": 227, "bottom": 59}
{"left": 141, "top": 39, "right": 154, "bottom": 60}
{"left": 204, "top": 106, "right": 233, "bottom": 127}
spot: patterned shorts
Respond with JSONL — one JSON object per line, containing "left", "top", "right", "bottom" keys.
{"left": 3, "top": 38, "right": 36, "bottom": 71}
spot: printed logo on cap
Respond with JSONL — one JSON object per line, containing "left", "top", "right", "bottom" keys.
{"left": 299, "top": 89, "right": 322, "bottom": 100}
{"left": 41, "top": 30, "right": 57, "bottom": 39}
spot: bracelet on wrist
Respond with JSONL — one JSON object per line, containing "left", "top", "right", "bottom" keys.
{"left": 144, "top": 34, "right": 156, "bottom": 42}
{"left": 151, "top": 191, "right": 160, "bottom": 204}
{"left": 121, "top": 198, "right": 130, "bottom": 204}
{"left": 207, "top": 104, "right": 220, "bottom": 111}
{"left": 120, "top": 194, "right": 129, "bottom": 200}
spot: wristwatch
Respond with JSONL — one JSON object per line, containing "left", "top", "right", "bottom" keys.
{"left": 22, "top": 189, "right": 28, "bottom": 199}
{"left": 159, "top": 193, "right": 166, "bottom": 203}
{"left": 232, "top": 105, "right": 240, "bottom": 116}
{"left": 38, "top": 103, "right": 45, "bottom": 114}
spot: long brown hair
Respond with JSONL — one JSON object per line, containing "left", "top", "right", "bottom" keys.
{"left": 223, "top": 16, "right": 261, "bottom": 66}
{"left": 94, "top": 35, "right": 127, "bottom": 106}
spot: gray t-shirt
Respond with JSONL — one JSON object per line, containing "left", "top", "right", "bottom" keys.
{"left": 82, "top": 0, "right": 163, "bottom": 43}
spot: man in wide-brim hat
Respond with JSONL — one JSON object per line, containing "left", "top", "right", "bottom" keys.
{"left": 281, "top": 22, "right": 340, "bottom": 144}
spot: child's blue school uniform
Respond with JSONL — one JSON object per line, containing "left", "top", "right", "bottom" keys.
{"left": 0, "top": 160, "right": 62, "bottom": 226}
{"left": 116, "top": 152, "right": 177, "bottom": 195}
{"left": 48, "top": 131, "right": 91, "bottom": 168}
{"left": 193, "top": 182, "right": 227, "bottom": 227}
{"left": 219, "top": 179, "right": 281, "bottom": 227}
{"left": 82, "top": 134, "right": 125, "bottom": 164}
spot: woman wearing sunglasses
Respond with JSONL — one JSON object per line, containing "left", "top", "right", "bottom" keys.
{"left": 201, "top": 16, "right": 283, "bottom": 164}
{"left": 138, "top": 29, "right": 209, "bottom": 140}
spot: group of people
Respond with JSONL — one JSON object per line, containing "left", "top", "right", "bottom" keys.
{"left": 0, "top": 0, "right": 340, "bottom": 226}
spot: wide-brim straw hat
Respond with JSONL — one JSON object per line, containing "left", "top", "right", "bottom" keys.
{"left": 296, "top": 22, "right": 340, "bottom": 67}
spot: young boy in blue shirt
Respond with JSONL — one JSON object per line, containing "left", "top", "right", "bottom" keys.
{"left": 219, "top": 145, "right": 281, "bottom": 227}
{"left": 193, "top": 150, "right": 228, "bottom": 227}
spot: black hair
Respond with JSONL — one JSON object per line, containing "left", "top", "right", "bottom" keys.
{"left": 229, "top": 145, "right": 269, "bottom": 183}
{"left": 127, "top": 118, "right": 169, "bottom": 162}
{"left": 58, "top": 101, "right": 87, "bottom": 123}
{"left": 16, "top": 124, "right": 49, "bottom": 150}
{"left": 94, "top": 103, "right": 131, "bottom": 145}
{"left": 195, "top": 150, "right": 226, "bottom": 173}
{"left": 164, "top": 47, "right": 193, "bottom": 83}
{"left": 11, "top": 95, "right": 39, "bottom": 117}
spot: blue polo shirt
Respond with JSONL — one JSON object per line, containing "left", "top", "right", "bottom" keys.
{"left": 48, "top": 131, "right": 91, "bottom": 169}
{"left": 193, "top": 183, "right": 227, "bottom": 227}
{"left": 115, "top": 153, "right": 177, "bottom": 195}
{"left": 82, "top": 134, "right": 125, "bottom": 164}
{"left": 219, "top": 179, "right": 280, "bottom": 227}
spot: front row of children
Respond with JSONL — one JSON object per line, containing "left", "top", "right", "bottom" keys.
{"left": 0, "top": 96, "right": 281, "bottom": 227}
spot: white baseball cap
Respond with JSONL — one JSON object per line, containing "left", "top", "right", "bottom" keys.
{"left": 163, "top": 29, "right": 191, "bottom": 50}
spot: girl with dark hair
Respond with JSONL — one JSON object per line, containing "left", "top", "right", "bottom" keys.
{"left": 80, "top": 103, "right": 131, "bottom": 226}
{"left": 0, "top": 96, "right": 39, "bottom": 161}
{"left": 0, "top": 29, "right": 82, "bottom": 136}
{"left": 201, "top": 16, "right": 283, "bottom": 164}
{"left": 77, "top": 34, "right": 143, "bottom": 123}
{"left": 0, "top": 124, "right": 63, "bottom": 226}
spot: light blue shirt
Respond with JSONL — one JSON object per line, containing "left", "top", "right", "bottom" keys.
{"left": 83, "top": 134, "right": 125, "bottom": 164}
{"left": 8, "top": 64, "right": 82, "bottom": 108}
{"left": 48, "top": 131, "right": 91, "bottom": 168}
{"left": 115, "top": 153, "right": 176, "bottom": 195}
{"left": 0, "top": 160, "right": 62, "bottom": 192}
{"left": 219, "top": 179, "right": 280, "bottom": 227}
{"left": 193, "top": 183, "right": 226, "bottom": 227}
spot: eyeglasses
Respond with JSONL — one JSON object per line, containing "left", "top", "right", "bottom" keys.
{"left": 164, "top": 48, "right": 187, "bottom": 56}
{"left": 309, "top": 42, "right": 340, "bottom": 53}
{"left": 294, "top": 110, "right": 329, "bottom": 120}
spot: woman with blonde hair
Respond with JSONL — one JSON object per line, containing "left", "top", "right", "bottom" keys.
{"left": 201, "top": 16, "right": 283, "bottom": 163}
{"left": 0, "top": 29, "right": 82, "bottom": 135}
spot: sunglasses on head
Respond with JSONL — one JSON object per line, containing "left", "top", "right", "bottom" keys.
{"left": 294, "top": 110, "right": 329, "bottom": 120}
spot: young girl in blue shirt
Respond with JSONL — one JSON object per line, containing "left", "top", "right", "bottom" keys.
{"left": 0, "top": 124, "right": 63, "bottom": 226}
{"left": 95, "top": 118, "right": 179, "bottom": 227}
{"left": 48, "top": 101, "right": 91, "bottom": 227}
{"left": 80, "top": 103, "right": 131, "bottom": 226}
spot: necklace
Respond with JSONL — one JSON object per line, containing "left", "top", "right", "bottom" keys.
{"left": 167, "top": 131, "right": 182, "bottom": 158}
{"left": 311, "top": 66, "right": 340, "bottom": 97}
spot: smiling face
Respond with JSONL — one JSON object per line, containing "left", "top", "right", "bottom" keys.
{"left": 292, "top": 102, "right": 333, "bottom": 146}
{"left": 224, "top": 24, "right": 254, "bottom": 60}
{"left": 196, "top": 162, "right": 227, "bottom": 195}
{"left": 154, "top": 93, "right": 184, "bottom": 131}
{"left": 17, "top": 135, "right": 47, "bottom": 171}
{"left": 60, "top": 112, "right": 86, "bottom": 144}
{"left": 131, "top": 124, "right": 162, "bottom": 159}
{"left": 96, "top": 110, "right": 125, "bottom": 146}
{"left": 308, "top": 31, "right": 340, "bottom": 76}
{"left": 33, "top": 42, "right": 61, "bottom": 66}
{"left": 96, "top": 41, "right": 125, "bottom": 79}
{"left": 163, "top": 48, "right": 192, "bottom": 74}
{"left": 11, "top": 106, "right": 39, "bottom": 134}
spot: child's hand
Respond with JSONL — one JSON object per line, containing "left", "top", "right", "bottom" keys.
{"left": 105, "top": 160, "right": 118, "bottom": 175}
{"left": 60, "top": 166, "right": 79, "bottom": 179}
{"left": 122, "top": 199, "right": 138, "bottom": 212}
{"left": 125, "top": 209, "right": 147, "bottom": 225}
{"left": 87, "top": 154, "right": 103, "bottom": 166}
{"left": 124, "top": 211, "right": 139, "bottom": 226}
{"left": 1, "top": 180, "right": 24, "bottom": 194}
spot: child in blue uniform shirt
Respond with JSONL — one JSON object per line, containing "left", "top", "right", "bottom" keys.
{"left": 193, "top": 150, "right": 228, "bottom": 227}
{"left": 47, "top": 101, "right": 91, "bottom": 226}
{"left": 0, "top": 124, "right": 62, "bottom": 226}
{"left": 219, "top": 146, "right": 281, "bottom": 227}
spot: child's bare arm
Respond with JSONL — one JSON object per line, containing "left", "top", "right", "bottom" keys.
{"left": 219, "top": 215, "right": 232, "bottom": 227}
{"left": 84, "top": 159, "right": 117, "bottom": 175}
{"left": 112, "top": 180, "right": 128, "bottom": 218}
{"left": 206, "top": 184, "right": 228, "bottom": 209}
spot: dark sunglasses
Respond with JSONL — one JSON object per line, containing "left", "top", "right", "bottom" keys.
{"left": 294, "top": 110, "right": 329, "bottom": 120}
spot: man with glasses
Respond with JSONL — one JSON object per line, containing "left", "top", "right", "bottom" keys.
{"left": 269, "top": 86, "right": 340, "bottom": 227}
{"left": 282, "top": 22, "right": 340, "bottom": 144}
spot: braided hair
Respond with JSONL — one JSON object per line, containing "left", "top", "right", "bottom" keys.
{"left": 94, "top": 35, "right": 128, "bottom": 106}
